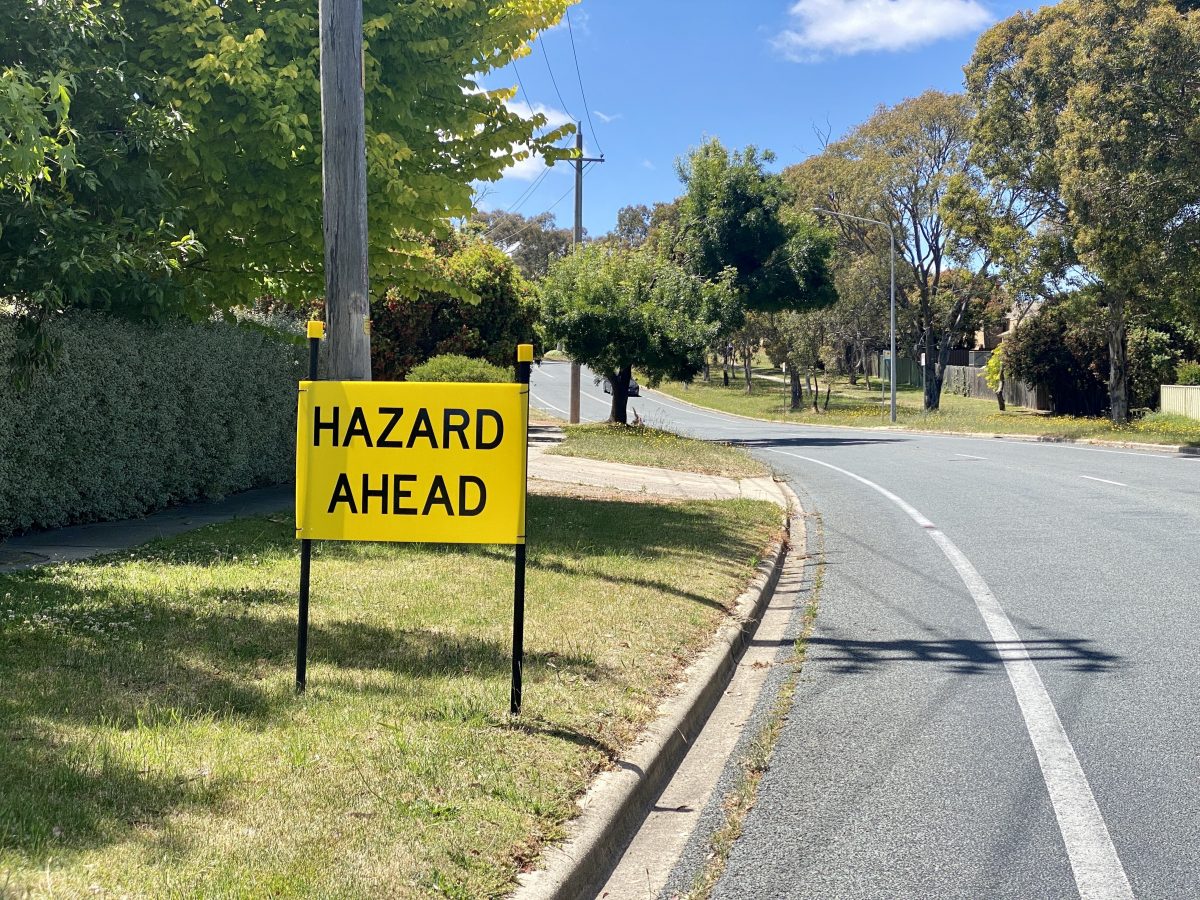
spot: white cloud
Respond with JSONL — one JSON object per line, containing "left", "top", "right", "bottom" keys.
{"left": 774, "top": 0, "right": 992, "bottom": 60}
{"left": 506, "top": 99, "right": 573, "bottom": 132}
{"left": 594, "top": 110, "right": 622, "bottom": 124}
{"left": 642, "top": 159, "right": 656, "bottom": 170}
{"left": 499, "top": 99, "right": 573, "bottom": 181}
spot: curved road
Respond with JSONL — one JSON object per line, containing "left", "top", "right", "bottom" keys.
{"left": 530, "top": 360, "right": 1200, "bottom": 900}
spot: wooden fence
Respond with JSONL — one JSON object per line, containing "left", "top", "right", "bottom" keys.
{"left": 942, "top": 365, "right": 1050, "bottom": 411}
{"left": 1161, "top": 385, "right": 1200, "bottom": 420}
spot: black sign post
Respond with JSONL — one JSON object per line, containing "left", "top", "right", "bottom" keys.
{"left": 296, "top": 321, "right": 324, "bottom": 694}
{"left": 511, "top": 344, "right": 533, "bottom": 715}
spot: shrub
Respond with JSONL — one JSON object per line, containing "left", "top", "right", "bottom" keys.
{"left": 1176, "top": 360, "right": 1200, "bottom": 386}
{"left": 405, "top": 354, "right": 510, "bottom": 383}
{"left": 0, "top": 311, "right": 305, "bottom": 538}
{"left": 372, "top": 240, "right": 538, "bottom": 380}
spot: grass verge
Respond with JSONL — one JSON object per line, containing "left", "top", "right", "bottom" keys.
{"left": 655, "top": 375, "right": 1200, "bottom": 447}
{"left": 547, "top": 424, "right": 768, "bottom": 478}
{"left": 0, "top": 493, "right": 781, "bottom": 899}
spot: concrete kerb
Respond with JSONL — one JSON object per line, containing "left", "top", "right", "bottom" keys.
{"left": 647, "top": 387, "right": 1200, "bottom": 457}
{"left": 512, "top": 482, "right": 803, "bottom": 900}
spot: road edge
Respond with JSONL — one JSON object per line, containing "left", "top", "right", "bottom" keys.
{"left": 511, "top": 484, "right": 802, "bottom": 900}
{"left": 646, "top": 387, "right": 1200, "bottom": 456}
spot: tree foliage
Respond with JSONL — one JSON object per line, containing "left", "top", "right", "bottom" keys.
{"left": 128, "top": 0, "right": 575, "bottom": 301}
{"left": 1006, "top": 292, "right": 1200, "bottom": 414}
{"left": 963, "top": 0, "right": 1200, "bottom": 422}
{"left": 676, "top": 140, "right": 834, "bottom": 315}
{"left": 0, "top": 2, "right": 202, "bottom": 375}
{"left": 610, "top": 204, "right": 652, "bottom": 248}
{"left": 471, "top": 209, "right": 574, "bottom": 280}
{"left": 371, "top": 239, "right": 537, "bottom": 381}
{"left": 815, "top": 92, "right": 989, "bottom": 410}
{"left": 1, "top": 0, "right": 575, "bottom": 370}
{"left": 540, "top": 245, "right": 720, "bottom": 423}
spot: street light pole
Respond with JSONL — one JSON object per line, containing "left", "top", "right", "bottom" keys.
{"left": 812, "top": 208, "right": 898, "bottom": 424}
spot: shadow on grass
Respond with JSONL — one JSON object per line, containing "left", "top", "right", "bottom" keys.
{"left": 0, "top": 492, "right": 766, "bottom": 861}
{"left": 0, "top": 733, "right": 227, "bottom": 856}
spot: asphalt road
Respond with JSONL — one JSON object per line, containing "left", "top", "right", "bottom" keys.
{"left": 530, "top": 360, "right": 1200, "bottom": 900}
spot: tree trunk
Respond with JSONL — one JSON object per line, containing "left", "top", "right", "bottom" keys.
{"left": 929, "top": 295, "right": 971, "bottom": 413}
{"left": 320, "top": 0, "right": 372, "bottom": 380}
{"left": 742, "top": 349, "right": 752, "bottom": 394}
{"left": 703, "top": 358, "right": 711, "bottom": 383}
{"left": 1108, "top": 292, "right": 1129, "bottom": 425}
{"left": 608, "top": 365, "right": 633, "bottom": 424}
{"left": 812, "top": 372, "right": 819, "bottom": 412}
{"left": 862, "top": 346, "right": 872, "bottom": 391}
{"left": 922, "top": 327, "right": 940, "bottom": 411}
{"left": 824, "top": 380, "right": 832, "bottom": 411}
{"left": 995, "top": 365, "right": 1006, "bottom": 412}
{"left": 789, "top": 369, "right": 802, "bottom": 410}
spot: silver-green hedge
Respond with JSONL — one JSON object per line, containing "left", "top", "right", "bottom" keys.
{"left": 0, "top": 312, "right": 306, "bottom": 538}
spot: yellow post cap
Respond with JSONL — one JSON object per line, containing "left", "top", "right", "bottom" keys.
{"left": 517, "top": 343, "right": 534, "bottom": 363}
{"left": 307, "top": 321, "right": 326, "bottom": 340}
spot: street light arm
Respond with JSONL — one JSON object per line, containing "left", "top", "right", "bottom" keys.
{"left": 812, "top": 207, "right": 891, "bottom": 232}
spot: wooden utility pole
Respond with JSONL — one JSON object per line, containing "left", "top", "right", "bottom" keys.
{"left": 319, "top": 0, "right": 371, "bottom": 380}
{"left": 568, "top": 128, "right": 604, "bottom": 423}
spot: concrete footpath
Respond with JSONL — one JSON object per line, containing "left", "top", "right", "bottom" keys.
{"left": 0, "top": 485, "right": 294, "bottom": 572}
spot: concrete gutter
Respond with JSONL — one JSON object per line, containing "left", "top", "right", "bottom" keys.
{"left": 649, "top": 388, "right": 1200, "bottom": 457}
{"left": 512, "top": 484, "right": 801, "bottom": 900}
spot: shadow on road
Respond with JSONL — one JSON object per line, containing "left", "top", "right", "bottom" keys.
{"left": 735, "top": 436, "right": 908, "bottom": 449}
{"left": 801, "top": 634, "right": 1123, "bottom": 675}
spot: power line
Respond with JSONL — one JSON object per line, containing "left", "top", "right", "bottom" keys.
{"left": 539, "top": 41, "right": 575, "bottom": 121}
{"left": 490, "top": 164, "right": 594, "bottom": 247}
{"left": 565, "top": 9, "right": 604, "bottom": 157}
{"left": 480, "top": 165, "right": 554, "bottom": 237}
{"left": 512, "top": 58, "right": 533, "bottom": 112}
{"left": 507, "top": 165, "right": 553, "bottom": 215}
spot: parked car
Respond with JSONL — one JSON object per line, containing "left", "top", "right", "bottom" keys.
{"left": 601, "top": 377, "right": 641, "bottom": 397}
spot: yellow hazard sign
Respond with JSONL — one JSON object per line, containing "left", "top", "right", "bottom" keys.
{"left": 295, "top": 381, "right": 529, "bottom": 544}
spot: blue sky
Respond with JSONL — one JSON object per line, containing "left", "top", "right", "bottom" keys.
{"left": 475, "top": 0, "right": 1042, "bottom": 237}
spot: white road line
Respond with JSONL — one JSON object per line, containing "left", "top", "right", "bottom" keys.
{"left": 770, "top": 448, "right": 1134, "bottom": 900}
{"left": 530, "top": 393, "right": 569, "bottom": 417}
{"left": 536, "top": 367, "right": 556, "bottom": 379}
{"left": 1080, "top": 475, "right": 1128, "bottom": 487}
{"left": 954, "top": 453, "right": 988, "bottom": 461}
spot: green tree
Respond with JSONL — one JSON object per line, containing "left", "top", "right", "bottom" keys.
{"left": 835, "top": 91, "right": 987, "bottom": 411}
{"left": 0, "top": 2, "right": 202, "bottom": 374}
{"left": 541, "top": 245, "right": 718, "bottom": 423}
{"left": 472, "top": 210, "right": 574, "bottom": 280}
{"left": 371, "top": 239, "right": 537, "bottom": 380}
{"left": 1, "top": 0, "right": 575, "bottom": 370}
{"left": 127, "top": 0, "right": 576, "bottom": 302}
{"left": 675, "top": 139, "right": 837, "bottom": 390}
{"left": 610, "top": 204, "right": 652, "bottom": 248}
{"left": 762, "top": 311, "right": 827, "bottom": 410}
{"left": 963, "top": 0, "right": 1200, "bottom": 422}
